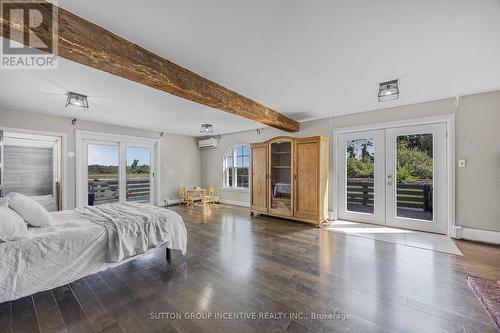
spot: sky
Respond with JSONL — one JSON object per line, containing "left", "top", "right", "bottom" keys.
{"left": 88, "top": 144, "right": 150, "bottom": 166}
{"left": 347, "top": 138, "right": 375, "bottom": 159}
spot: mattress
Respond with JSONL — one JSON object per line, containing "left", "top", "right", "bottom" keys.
{"left": 0, "top": 206, "right": 187, "bottom": 302}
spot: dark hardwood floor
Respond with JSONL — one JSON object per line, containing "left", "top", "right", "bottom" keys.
{"left": 1, "top": 204, "right": 499, "bottom": 333}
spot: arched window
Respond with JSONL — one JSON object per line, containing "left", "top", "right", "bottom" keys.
{"left": 223, "top": 144, "right": 250, "bottom": 189}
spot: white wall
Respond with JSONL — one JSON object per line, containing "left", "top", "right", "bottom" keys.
{"left": 201, "top": 90, "right": 500, "bottom": 233}
{"left": 0, "top": 108, "right": 201, "bottom": 208}
{"left": 2, "top": 89, "right": 498, "bottom": 233}
{"left": 161, "top": 132, "right": 202, "bottom": 203}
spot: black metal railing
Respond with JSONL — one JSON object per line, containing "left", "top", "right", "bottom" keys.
{"left": 88, "top": 178, "right": 150, "bottom": 205}
{"left": 347, "top": 181, "right": 432, "bottom": 212}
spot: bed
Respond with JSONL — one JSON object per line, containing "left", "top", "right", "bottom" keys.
{"left": 0, "top": 203, "right": 187, "bottom": 303}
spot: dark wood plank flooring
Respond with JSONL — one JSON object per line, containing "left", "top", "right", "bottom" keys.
{"left": 1, "top": 204, "right": 499, "bottom": 333}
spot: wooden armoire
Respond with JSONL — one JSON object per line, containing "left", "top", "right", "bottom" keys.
{"left": 250, "top": 136, "right": 329, "bottom": 226}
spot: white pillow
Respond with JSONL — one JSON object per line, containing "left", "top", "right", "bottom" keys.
{"left": 0, "top": 199, "right": 28, "bottom": 241}
{"left": 5, "top": 192, "right": 54, "bottom": 227}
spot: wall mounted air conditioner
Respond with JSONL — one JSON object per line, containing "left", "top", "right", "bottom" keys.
{"left": 198, "top": 138, "right": 218, "bottom": 149}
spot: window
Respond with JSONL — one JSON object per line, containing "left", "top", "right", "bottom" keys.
{"left": 224, "top": 145, "right": 250, "bottom": 189}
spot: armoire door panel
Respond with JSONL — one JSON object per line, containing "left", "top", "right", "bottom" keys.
{"left": 250, "top": 144, "right": 267, "bottom": 212}
{"left": 268, "top": 137, "right": 293, "bottom": 217}
{"left": 294, "top": 139, "right": 319, "bottom": 219}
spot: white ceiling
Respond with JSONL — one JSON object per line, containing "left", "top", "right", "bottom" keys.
{"left": 1, "top": 0, "right": 499, "bottom": 136}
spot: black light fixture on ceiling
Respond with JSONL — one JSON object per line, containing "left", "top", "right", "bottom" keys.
{"left": 378, "top": 79, "right": 399, "bottom": 102}
{"left": 200, "top": 123, "right": 214, "bottom": 133}
{"left": 66, "top": 92, "right": 89, "bottom": 109}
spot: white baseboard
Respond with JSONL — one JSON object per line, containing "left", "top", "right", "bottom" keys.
{"left": 162, "top": 199, "right": 179, "bottom": 206}
{"left": 454, "top": 226, "right": 500, "bottom": 245}
{"left": 220, "top": 199, "right": 250, "bottom": 208}
{"left": 162, "top": 198, "right": 249, "bottom": 208}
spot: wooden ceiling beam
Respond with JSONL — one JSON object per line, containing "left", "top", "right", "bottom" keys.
{"left": 0, "top": 2, "right": 300, "bottom": 132}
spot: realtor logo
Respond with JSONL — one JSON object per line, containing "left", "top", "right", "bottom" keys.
{"left": 0, "top": 0, "right": 58, "bottom": 69}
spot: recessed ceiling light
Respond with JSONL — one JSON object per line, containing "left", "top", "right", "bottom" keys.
{"left": 66, "top": 92, "right": 89, "bottom": 109}
{"left": 200, "top": 123, "right": 214, "bottom": 133}
{"left": 378, "top": 80, "right": 399, "bottom": 102}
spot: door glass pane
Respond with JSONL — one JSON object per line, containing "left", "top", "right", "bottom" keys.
{"left": 396, "top": 134, "right": 433, "bottom": 221}
{"left": 126, "top": 147, "right": 151, "bottom": 203}
{"left": 270, "top": 141, "right": 292, "bottom": 213}
{"left": 346, "top": 138, "right": 375, "bottom": 214}
{"left": 88, "top": 144, "right": 119, "bottom": 206}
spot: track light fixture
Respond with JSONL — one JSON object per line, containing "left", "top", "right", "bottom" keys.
{"left": 66, "top": 92, "right": 89, "bottom": 109}
{"left": 378, "top": 79, "right": 399, "bottom": 102}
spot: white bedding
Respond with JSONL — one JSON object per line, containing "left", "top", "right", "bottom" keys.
{"left": 0, "top": 204, "right": 187, "bottom": 303}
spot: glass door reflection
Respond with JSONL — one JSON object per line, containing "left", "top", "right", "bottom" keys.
{"left": 87, "top": 143, "right": 119, "bottom": 206}
{"left": 126, "top": 146, "right": 152, "bottom": 203}
{"left": 338, "top": 130, "right": 385, "bottom": 225}
{"left": 346, "top": 138, "right": 375, "bottom": 214}
{"left": 395, "top": 133, "right": 433, "bottom": 221}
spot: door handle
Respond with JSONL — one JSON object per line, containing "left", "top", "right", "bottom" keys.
{"left": 387, "top": 174, "right": 393, "bottom": 185}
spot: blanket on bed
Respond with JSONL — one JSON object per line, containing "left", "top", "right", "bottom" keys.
{"left": 76, "top": 203, "right": 173, "bottom": 263}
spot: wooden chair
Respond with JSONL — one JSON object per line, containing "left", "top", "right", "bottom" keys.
{"left": 203, "top": 186, "right": 219, "bottom": 205}
{"left": 179, "top": 187, "right": 194, "bottom": 206}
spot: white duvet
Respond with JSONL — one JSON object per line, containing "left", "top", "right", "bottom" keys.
{"left": 0, "top": 204, "right": 187, "bottom": 303}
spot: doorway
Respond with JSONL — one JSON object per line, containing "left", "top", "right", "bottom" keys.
{"left": 77, "top": 131, "right": 159, "bottom": 208}
{"left": 337, "top": 122, "right": 448, "bottom": 234}
{"left": 0, "top": 130, "right": 63, "bottom": 211}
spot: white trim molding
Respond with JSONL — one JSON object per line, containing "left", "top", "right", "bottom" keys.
{"left": 222, "top": 187, "right": 249, "bottom": 193}
{"left": 162, "top": 198, "right": 250, "bottom": 208}
{"left": 220, "top": 199, "right": 250, "bottom": 208}
{"left": 454, "top": 226, "right": 500, "bottom": 245}
{"left": 332, "top": 114, "right": 456, "bottom": 135}
{"left": 162, "top": 198, "right": 180, "bottom": 206}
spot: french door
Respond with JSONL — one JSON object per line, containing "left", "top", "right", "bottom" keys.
{"left": 386, "top": 124, "right": 447, "bottom": 233}
{"left": 338, "top": 130, "right": 385, "bottom": 224}
{"left": 338, "top": 123, "right": 448, "bottom": 233}
{"left": 80, "top": 139, "right": 156, "bottom": 207}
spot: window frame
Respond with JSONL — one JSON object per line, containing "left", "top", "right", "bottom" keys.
{"left": 223, "top": 144, "right": 250, "bottom": 191}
